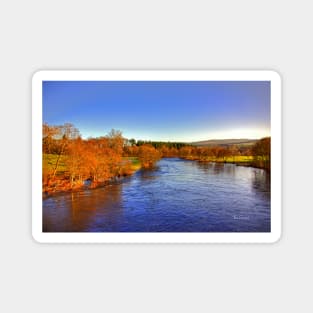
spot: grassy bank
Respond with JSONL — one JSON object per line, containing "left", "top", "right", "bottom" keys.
{"left": 43, "top": 154, "right": 141, "bottom": 196}
{"left": 43, "top": 153, "right": 67, "bottom": 174}
{"left": 182, "top": 155, "right": 270, "bottom": 170}
{"left": 184, "top": 155, "right": 253, "bottom": 163}
{"left": 123, "top": 157, "right": 141, "bottom": 171}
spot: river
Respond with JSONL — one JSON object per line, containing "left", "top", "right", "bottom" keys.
{"left": 43, "top": 158, "right": 271, "bottom": 232}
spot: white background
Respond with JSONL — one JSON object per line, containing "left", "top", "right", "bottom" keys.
{"left": 0, "top": 1, "right": 311, "bottom": 312}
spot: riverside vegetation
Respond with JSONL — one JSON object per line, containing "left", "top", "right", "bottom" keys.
{"left": 43, "top": 123, "right": 270, "bottom": 196}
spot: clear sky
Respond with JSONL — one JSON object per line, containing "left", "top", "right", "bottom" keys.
{"left": 43, "top": 81, "right": 270, "bottom": 142}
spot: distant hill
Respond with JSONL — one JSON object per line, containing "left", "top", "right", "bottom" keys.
{"left": 191, "top": 139, "right": 258, "bottom": 147}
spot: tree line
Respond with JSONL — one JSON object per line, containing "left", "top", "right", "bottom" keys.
{"left": 178, "top": 138, "right": 270, "bottom": 169}
{"left": 43, "top": 123, "right": 162, "bottom": 194}
{"left": 127, "top": 139, "right": 188, "bottom": 149}
{"left": 43, "top": 123, "right": 270, "bottom": 194}
{"left": 124, "top": 137, "right": 270, "bottom": 169}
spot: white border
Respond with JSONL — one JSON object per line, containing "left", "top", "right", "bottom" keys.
{"left": 32, "top": 70, "right": 281, "bottom": 243}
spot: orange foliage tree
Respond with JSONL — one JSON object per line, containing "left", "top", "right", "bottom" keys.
{"left": 252, "top": 137, "right": 271, "bottom": 169}
{"left": 43, "top": 125, "right": 129, "bottom": 193}
{"left": 138, "top": 144, "right": 161, "bottom": 168}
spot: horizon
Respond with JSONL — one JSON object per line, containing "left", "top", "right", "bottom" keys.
{"left": 43, "top": 80, "right": 270, "bottom": 142}
{"left": 82, "top": 131, "right": 269, "bottom": 142}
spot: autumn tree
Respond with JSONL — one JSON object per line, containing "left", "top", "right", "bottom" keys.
{"left": 138, "top": 144, "right": 161, "bottom": 168}
{"left": 217, "top": 147, "right": 230, "bottom": 161}
{"left": 252, "top": 137, "right": 271, "bottom": 169}
{"left": 252, "top": 137, "right": 270, "bottom": 160}
{"left": 228, "top": 145, "right": 240, "bottom": 162}
{"left": 179, "top": 146, "right": 193, "bottom": 158}
{"left": 84, "top": 137, "right": 116, "bottom": 183}
{"left": 124, "top": 145, "right": 139, "bottom": 157}
{"left": 210, "top": 147, "right": 221, "bottom": 160}
{"left": 51, "top": 123, "right": 80, "bottom": 178}
{"left": 65, "top": 137, "right": 88, "bottom": 187}
{"left": 169, "top": 147, "right": 178, "bottom": 157}
{"left": 106, "top": 129, "right": 124, "bottom": 155}
{"left": 160, "top": 145, "right": 170, "bottom": 158}
{"left": 42, "top": 123, "right": 59, "bottom": 154}
{"left": 195, "top": 147, "right": 206, "bottom": 161}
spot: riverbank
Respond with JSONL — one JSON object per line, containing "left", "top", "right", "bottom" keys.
{"left": 43, "top": 155, "right": 141, "bottom": 198}
{"left": 43, "top": 175, "right": 133, "bottom": 199}
{"left": 181, "top": 155, "right": 270, "bottom": 171}
{"left": 43, "top": 155, "right": 270, "bottom": 199}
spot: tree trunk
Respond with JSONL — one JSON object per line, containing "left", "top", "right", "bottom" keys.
{"left": 52, "top": 141, "right": 66, "bottom": 178}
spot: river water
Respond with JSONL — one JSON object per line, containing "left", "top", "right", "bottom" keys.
{"left": 43, "top": 158, "right": 271, "bottom": 232}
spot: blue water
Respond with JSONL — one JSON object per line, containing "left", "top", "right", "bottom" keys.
{"left": 43, "top": 158, "right": 271, "bottom": 232}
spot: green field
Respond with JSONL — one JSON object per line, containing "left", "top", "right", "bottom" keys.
{"left": 43, "top": 154, "right": 67, "bottom": 174}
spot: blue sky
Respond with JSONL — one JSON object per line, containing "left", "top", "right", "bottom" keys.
{"left": 43, "top": 81, "right": 270, "bottom": 142}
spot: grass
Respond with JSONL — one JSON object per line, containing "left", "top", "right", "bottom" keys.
{"left": 186, "top": 155, "right": 254, "bottom": 163}
{"left": 188, "top": 155, "right": 270, "bottom": 170}
{"left": 43, "top": 153, "right": 67, "bottom": 174}
{"left": 123, "top": 157, "right": 141, "bottom": 171}
{"left": 223, "top": 156, "right": 254, "bottom": 163}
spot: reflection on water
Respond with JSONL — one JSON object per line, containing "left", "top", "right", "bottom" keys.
{"left": 43, "top": 158, "right": 271, "bottom": 232}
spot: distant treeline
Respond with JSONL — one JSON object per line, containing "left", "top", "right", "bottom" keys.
{"left": 127, "top": 139, "right": 188, "bottom": 149}
{"left": 124, "top": 138, "right": 270, "bottom": 169}
{"left": 43, "top": 123, "right": 270, "bottom": 195}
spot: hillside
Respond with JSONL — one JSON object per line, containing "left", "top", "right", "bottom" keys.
{"left": 191, "top": 138, "right": 258, "bottom": 147}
